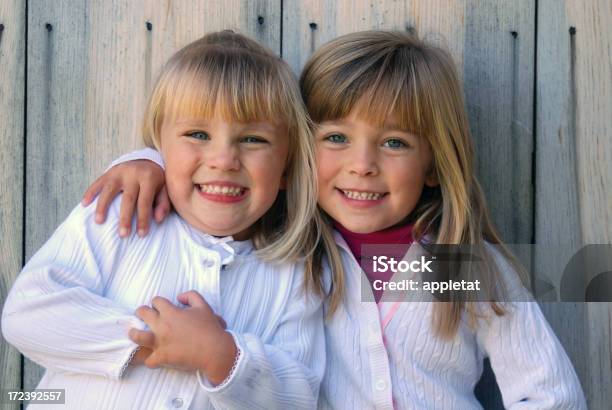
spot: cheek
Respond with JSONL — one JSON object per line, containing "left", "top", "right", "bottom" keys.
{"left": 247, "top": 153, "right": 285, "bottom": 194}
{"left": 164, "top": 150, "right": 198, "bottom": 193}
{"left": 388, "top": 159, "right": 428, "bottom": 192}
{"left": 315, "top": 150, "right": 336, "bottom": 185}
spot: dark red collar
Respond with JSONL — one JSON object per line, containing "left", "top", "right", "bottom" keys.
{"left": 334, "top": 222, "right": 414, "bottom": 260}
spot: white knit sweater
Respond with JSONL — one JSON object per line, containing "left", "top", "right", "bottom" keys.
{"left": 318, "top": 232, "right": 586, "bottom": 409}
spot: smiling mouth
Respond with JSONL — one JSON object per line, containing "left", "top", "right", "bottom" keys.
{"left": 338, "top": 188, "right": 387, "bottom": 201}
{"left": 196, "top": 184, "right": 247, "bottom": 197}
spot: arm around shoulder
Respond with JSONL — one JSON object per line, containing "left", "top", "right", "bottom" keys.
{"left": 107, "top": 147, "right": 165, "bottom": 171}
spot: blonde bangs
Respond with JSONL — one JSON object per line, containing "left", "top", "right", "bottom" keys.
{"left": 301, "top": 33, "right": 436, "bottom": 139}
{"left": 145, "top": 43, "right": 297, "bottom": 150}
{"left": 168, "top": 59, "right": 283, "bottom": 123}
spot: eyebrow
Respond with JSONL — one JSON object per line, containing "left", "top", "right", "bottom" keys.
{"left": 319, "top": 119, "right": 410, "bottom": 133}
{"left": 174, "top": 119, "right": 278, "bottom": 133}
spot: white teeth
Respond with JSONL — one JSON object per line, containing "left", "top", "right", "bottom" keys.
{"left": 199, "top": 184, "right": 244, "bottom": 196}
{"left": 342, "top": 190, "right": 383, "bottom": 201}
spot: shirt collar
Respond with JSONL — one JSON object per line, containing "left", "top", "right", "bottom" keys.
{"left": 176, "top": 215, "right": 254, "bottom": 264}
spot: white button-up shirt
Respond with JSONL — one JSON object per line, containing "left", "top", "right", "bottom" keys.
{"left": 318, "top": 232, "right": 586, "bottom": 409}
{"left": 2, "top": 198, "right": 326, "bottom": 409}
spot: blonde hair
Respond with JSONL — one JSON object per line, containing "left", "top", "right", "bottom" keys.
{"left": 142, "top": 31, "right": 343, "bottom": 308}
{"left": 301, "top": 30, "right": 527, "bottom": 337}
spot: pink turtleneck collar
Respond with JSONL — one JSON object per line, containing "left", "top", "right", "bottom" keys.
{"left": 334, "top": 222, "right": 414, "bottom": 302}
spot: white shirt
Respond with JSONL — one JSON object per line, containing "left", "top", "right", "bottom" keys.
{"left": 102, "top": 148, "right": 587, "bottom": 409}
{"left": 319, "top": 232, "right": 587, "bottom": 409}
{"left": 2, "top": 197, "right": 326, "bottom": 409}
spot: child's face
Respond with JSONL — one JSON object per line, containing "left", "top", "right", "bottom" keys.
{"left": 315, "top": 107, "right": 437, "bottom": 234}
{"left": 159, "top": 112, "right": 288, "bottom": 240}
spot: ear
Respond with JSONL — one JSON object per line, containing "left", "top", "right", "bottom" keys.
{"left": 425, "top": 168, "right": 439, "bottom": 188}
{"left": 279, "top": 172, "right": 287, "bottom": 190}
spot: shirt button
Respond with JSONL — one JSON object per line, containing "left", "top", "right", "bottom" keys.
{"left": 203, "top": 259, "right": 215, "bottom": 268}
{"left": 375, "top": 379, "right": 387, "bottom": 391}
{"left": 171, "top": 397, "right": 183, "bottom": 408}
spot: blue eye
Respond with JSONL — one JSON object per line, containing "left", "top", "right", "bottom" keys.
{"left": 383, "top": 138, "right": 408, "bottom": 149}
{"left": 187, "top": 131, "right": 209, "bottom": 140}
{"left": 325, "top": 133, "right": 347, "bottom": 144}
{"left": 242, "top": 135, "right": 267, "bottom": 144}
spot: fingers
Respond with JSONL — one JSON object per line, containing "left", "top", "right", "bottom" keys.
{"left": 136, "top": 184, "right": 155, "bottom": 237}
{"left": 82, "top": 177, "right": 104, "bottom": 207}
{"left": 135, "top": 305, "right": 159, "bottom": 324}
{"left": 150, "top": 296, "right": 174, "bottom": 314}
{"left": 118, "top": 187, "right": 139, "bottom": 238}
{"left": 177, "top": 290, "right": 209, "bottom": 310}
{"left": 128, "top": 328, "right": 155, "bottom": 348}
{"left": 94, "top": 183, "right": 121, "bottom": 224}
{"left": 153, "top": 186, "right": 171, "bottom": 223}
{"left": 144, "top": 351, "right": 163, "bottom": 369}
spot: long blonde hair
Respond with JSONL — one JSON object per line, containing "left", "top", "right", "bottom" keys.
{"left": 142, "top": 31, "right": 344, "bottom": 308}
{"left": 301, "top": 30, "right": 526, "bottom": 337}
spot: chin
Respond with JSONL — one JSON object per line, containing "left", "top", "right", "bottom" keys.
{"left": 340, "top": 221, "right": 383, "bottom": 234}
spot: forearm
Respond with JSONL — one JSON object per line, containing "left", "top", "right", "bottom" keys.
{"left": 480, "top": 301, "right": 586, "bottom": 409}
{"left": 199, "top": 332, "right": 323, "bottom": 409}
{"left": 1, "top": 202, "right": 146, "bottom": 380}
{"left": 107, "top": 147, "right": 165, "bottom": 170}
{"left": 2, "top": 266, "right": 145, "bottom": 379}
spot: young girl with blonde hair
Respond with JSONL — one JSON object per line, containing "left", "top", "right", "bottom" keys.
{"left": 2, "top": 31, "right": 343, "bottom": 409}
{"left": 79, "top": 30, "right": 585, "bottom": 408}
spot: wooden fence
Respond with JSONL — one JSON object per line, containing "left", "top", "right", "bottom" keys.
{"left": 0, "top": 1, "right": 610, "bottom": 408}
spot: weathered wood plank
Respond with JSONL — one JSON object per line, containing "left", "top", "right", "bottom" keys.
{"left": 463, "top": 0, "right": 535, "bottom": 245}
{"left": 283, "top": 1, "right": 535, "bottom": 408}
{"left": 24, "top": 0, "right": 280, "bottom": 391}
{"left": 536, "top": 1, "right": 612, "bottom": 408}
{"left": 0, "top": 0, "right": 25, "bottom": 409}
{"left": 283, "top": 0, "right": 465, "bottom": 74}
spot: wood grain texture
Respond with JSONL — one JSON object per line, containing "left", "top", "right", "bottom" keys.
{"left": 536, "top": 1, "right": 612, "bottom": 407}
{"left": 24, "top": 0, "right": 280, "bottom": 391}
{"left": 463, "top": 0, "right": 535, "bottom": 245}
{"left": 283, "top": 2, "right": 534, "bottom": 408}
{"left": 0, "top": 0, "right": 24, "bottom": 409}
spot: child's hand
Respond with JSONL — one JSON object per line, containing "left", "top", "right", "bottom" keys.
{"left": 129, "top": 346, "right": 153, "bottom": 367}
{"left": 82, "top": 160, "right": 170, "bottom": 237}
{"left": 129, "top": 291, "right": 237, "bottom": 385}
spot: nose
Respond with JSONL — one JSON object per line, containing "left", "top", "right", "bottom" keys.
{"left": 348, "top": 144, "right": 379, "bottom": 176}
{"left": 206, "top": 142, "right": 241, "bottom": 171}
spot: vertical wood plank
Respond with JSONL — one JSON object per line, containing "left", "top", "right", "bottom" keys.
{"left": 24, "top": 0, "right": 280, "bottom": 391}
{"left": 283, "top": 1, "right": 535, "bottom": 408}
{"left": 463, "top": 0, "right": 535, "bottom": 245}
{"left": 0, "top": 0, "right": 25, "bottom": 409}
{"left": 536, "top": 0, "right": 612, "bottom": 407}
{"left": 282, "top": 0, "right": 465, "bottom": 74}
